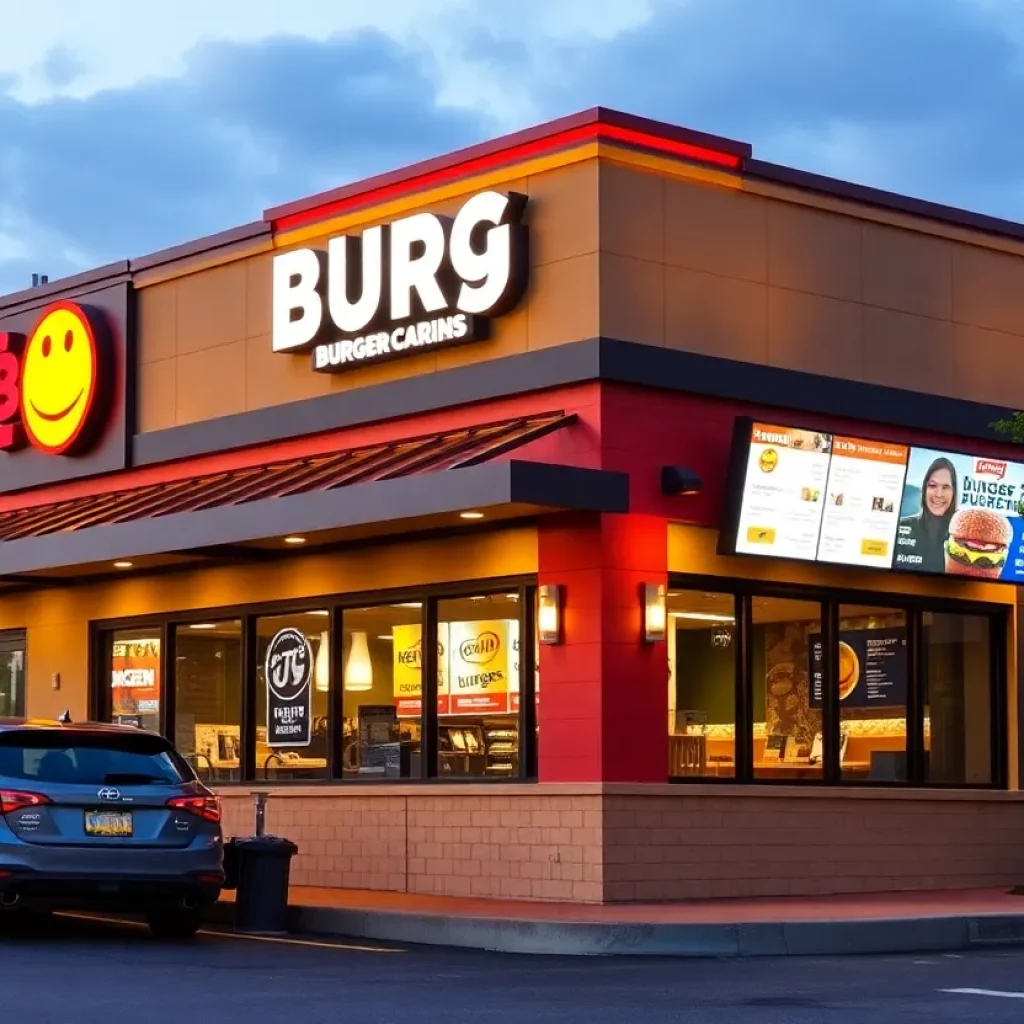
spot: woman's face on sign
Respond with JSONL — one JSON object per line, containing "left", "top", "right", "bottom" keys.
{"left": 926, "top": 468, "right": 954, "bottom": 516}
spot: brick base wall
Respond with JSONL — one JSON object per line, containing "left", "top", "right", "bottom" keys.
{"left": 218, "top": 787, "right": 604, "bottom": 902}
{"left": 602, "top": 789, "right": 1024, "bottom": 901}
{"left": 215, "top": 784, "right": 1024, "bottom": 903}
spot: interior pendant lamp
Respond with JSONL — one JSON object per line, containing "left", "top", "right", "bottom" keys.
{"left": 314, "top": 631, "right": 330, "bottom": 692}
{"left": 344, "top": 630, "right": 373, "bottom": 692}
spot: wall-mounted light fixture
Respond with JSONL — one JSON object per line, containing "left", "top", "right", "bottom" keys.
{"left": 660, "top": 466, "right": 703, "bottom": 497}
{"left": 344, "top": 631, "right": 373, "bottom": 692}
{"left": 642, "top": 583, "right": 667, "bottom": 643}
{"left": 537, "top": 584, "right": 562, "bottom": 645}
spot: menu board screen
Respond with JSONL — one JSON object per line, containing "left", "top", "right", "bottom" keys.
{"left": 733, "top": 423, "right": 832, "bottom": 561}
{"left": 722, "top": 418, "right": 1024, "bottom": 585}
{"left": 816, "top": 436, "right": 909, "bottom": 570}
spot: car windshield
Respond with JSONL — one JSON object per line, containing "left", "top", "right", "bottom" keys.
{"left": 0, "top": 730, "right": 192, "bottom": 785}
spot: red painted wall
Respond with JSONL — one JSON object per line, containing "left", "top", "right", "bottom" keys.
{"left": 599, "top": 382, "right": 1024, "bottom": 525}
{"left": 537, "top": 512, "right": 667, "bottom": 784}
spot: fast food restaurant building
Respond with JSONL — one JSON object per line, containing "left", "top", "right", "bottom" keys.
{"left": 2, "top": 107, "right": 1024, "bottom": 903}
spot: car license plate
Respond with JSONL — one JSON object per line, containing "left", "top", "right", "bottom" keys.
{"left": 84, "top": 810, "right": 133, "bottom": 837}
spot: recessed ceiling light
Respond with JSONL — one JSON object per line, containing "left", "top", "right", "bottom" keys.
{"left": 284, "top": 535, "right": 307, "bottom": 545}
{"left": 459, "top": 511, "right": 485, "bottom": 520}
{"left": 113, "top": 561, "right": 133, "bottom": 569}
{"left": 189, "top": 623, "right": 218, "bottom": 630}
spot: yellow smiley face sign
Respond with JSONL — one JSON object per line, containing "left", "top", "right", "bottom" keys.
{"left": 19, "top": 301, "right": 102, "bottom": 455}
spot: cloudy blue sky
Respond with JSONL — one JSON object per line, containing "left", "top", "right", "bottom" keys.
{"left": 2, "top": 0, "right": 1023, "bottom": 294}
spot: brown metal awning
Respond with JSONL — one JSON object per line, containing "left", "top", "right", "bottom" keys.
{"left": 0, "top": 412, "right": 571, "bottom": 541}
{"left": 0, "top": 412, "right": 630, "bottom": 581}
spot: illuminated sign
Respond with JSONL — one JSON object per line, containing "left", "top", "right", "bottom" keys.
{"left": 271, "top": 191, "right": 529, "bottom": 372}
{"left": 0, "top": 300, "right": 112, "bottom": 456}
{"left": 721, "top": 417, "right": 1024, "bottom": 584}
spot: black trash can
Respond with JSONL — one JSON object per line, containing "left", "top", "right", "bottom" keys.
{"left": 232, "top": 835, "right": 298, "bottom": 935}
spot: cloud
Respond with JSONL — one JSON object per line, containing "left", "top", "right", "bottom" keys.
{"left": 39, "top": 47, "right": 87, "bottom": 91}
{"left": 0, "top": 29, "right": 493, "bottom": 295}
{"left": 522, "top": 0, "right": 1024, "bottom": 216}
{"left": 7, "top": 0, "right": 1024, "bottom": 297}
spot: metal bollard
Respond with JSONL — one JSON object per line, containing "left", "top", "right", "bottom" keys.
{"left": 253, "top": 791, "right": 269, "bottom": 837}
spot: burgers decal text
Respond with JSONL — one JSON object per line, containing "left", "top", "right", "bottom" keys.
{"left": 271, "top": 190, "right": 529, "bottom": 372}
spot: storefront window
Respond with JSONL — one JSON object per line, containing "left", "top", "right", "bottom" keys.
{"left": 667, "top": 590, "right": 736, "bottom": 778}
{"left": 924, "top": 612, "right": 993, "bottom": 786}
{"left": 342, "top": 603, "right": 424, "bottom": 779}
{"left": 109, "top": 627, "right": 161, "bottom": 732}
{"left": 173, "top": 620, "right": 242, "bottom": 782}
{"left": 836, "top": 605, "right": 908, "bottom": 782}
{"left": 752, "top": 596, "right": 823, "bottom": 781}
{"left": 255, "top": 610, "right": 330, "bottom": 781}
{"left": 0, "top": 631, "right": 25, "bottom": 718}
{"left": 437, "top": 593, "right": 521, "bottom": 778}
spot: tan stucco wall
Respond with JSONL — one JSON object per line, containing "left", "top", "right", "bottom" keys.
{"left": 135, "top": 153, "right": 1024, "bottom": 434}
{"left": 599, "top": 160, "right": 1024, "bottom": 409}
{"left": 5, "top": 526, "right": 536, "bottom": 721}
{"left": 135, "top": 160, "right": 600, "bottom": 431}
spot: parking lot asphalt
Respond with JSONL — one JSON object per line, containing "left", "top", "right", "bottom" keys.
{"left": 5, "top": 911, "right": 1024, "bottom": 1023}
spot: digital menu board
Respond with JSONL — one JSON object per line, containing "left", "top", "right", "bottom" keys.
{"left": 816, "top": 436, "right": 909, "bottom": 569}
{"left": 721, "top": 418, "right": 1024, "bottom": 584}
{"left": 733, "top": 424, "right": 832, "bottom": 562}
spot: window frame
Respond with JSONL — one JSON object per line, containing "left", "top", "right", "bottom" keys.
{"left": 668, "top": 573, "right": 1008, "bottom": 790}
{"left": 88, "top": 575, "right": 537, "bottom": 786}
{"left": 0, "top": 629, "right": 27, "bottom": 719}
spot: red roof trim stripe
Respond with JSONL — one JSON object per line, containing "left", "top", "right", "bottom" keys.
{"left": 269, "top": 116, "right": 746, "bottom": 234}
{"left": 272, "top": 126, "right": 594, "bottom": 233}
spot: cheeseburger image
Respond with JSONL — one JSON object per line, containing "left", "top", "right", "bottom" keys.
{"left": 944, "top": 508, "right": 1012, "bottom": 578}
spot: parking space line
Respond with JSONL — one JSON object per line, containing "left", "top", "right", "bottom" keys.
{"left": 55, "top": 912, "right": 401, "bottom": 954}
{"left": 941, "top": 988, "right": 1024, "bottom": 1000}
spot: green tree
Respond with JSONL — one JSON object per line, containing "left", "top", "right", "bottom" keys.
{"left": 991, "top": 412, "right": 1024, "bottom": 444}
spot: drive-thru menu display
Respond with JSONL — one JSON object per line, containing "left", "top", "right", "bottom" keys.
{"left": 816, "top": 436, "right": 909, "bottom": 570}
{"left": 733, "top": 424, "right": 832, "bottom": 562}
{"left": 722, "top": 418, "right": 1024, "bottom": 584}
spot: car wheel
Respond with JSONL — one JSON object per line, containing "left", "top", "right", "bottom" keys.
{"left": 146, "top": 908, "right": 203, "bottom": 940}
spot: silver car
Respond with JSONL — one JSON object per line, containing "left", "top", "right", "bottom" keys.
{"left": 0, "top": 717, "right": 224, "bottom": 938}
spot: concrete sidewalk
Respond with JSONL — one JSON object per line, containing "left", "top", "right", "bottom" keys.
{"left": 210, "top": 886, "right": 1024, "bottom": 957}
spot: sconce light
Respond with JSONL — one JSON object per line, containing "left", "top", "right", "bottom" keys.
{"left": 642, "top": 583, "right": 667, "bottom": 643}
{"left": 537, "top": 584, "right": 562, "bottom": 645}
{"left": 344, "top": 631, "right": 373, "bottom": 692}
{"left": 314, "top": 631, "right": 330, "bottom": 692}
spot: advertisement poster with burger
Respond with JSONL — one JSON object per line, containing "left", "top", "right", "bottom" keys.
{"left": 808, "top": 628, "right": 908, "bottom": 708}
{"left": 895, "top": 447, "right": 1024, "bottom": 581}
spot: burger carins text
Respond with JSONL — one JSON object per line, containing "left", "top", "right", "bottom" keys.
{"left": 271, "top": 190, "right": 528, "bottom": 373}
{"left": 961, "top": 476, "right": 1020, "bottom": 513}
{"left": 314, "top": 314, "right": 471, "bottom": 370}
